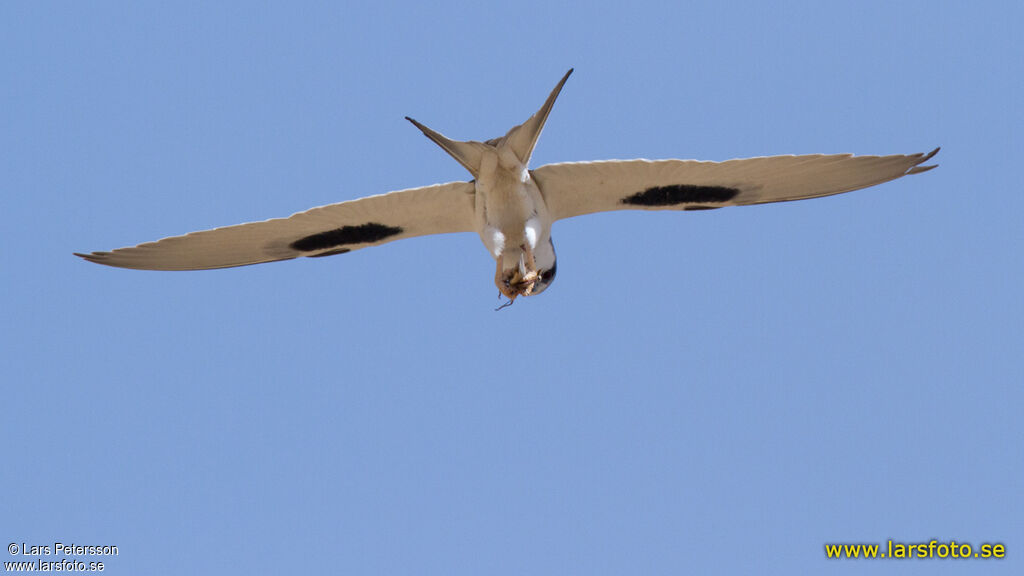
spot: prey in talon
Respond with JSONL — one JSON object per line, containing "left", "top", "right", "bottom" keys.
{"left": 496, "top": 243, "right": 541, "bottom": 305}
{"left": 76, "top": 68, "right": 938, "bottom": 309}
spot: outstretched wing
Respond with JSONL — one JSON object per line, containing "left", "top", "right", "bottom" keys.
{"left": 76, "top": 181, "right": 476, "bottom": 270}
{"left": 533, "top": 149, "right": 939, "bottom": 221}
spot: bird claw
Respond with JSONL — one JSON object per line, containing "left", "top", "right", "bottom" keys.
{"left": 498, "top": 270, "right": 537, "bottom": 298}
{"left": 496, "top": 268, "right": 539, "bottom": 308}
{"left": 494, "top": 243, "right": 539, "bottom": 308}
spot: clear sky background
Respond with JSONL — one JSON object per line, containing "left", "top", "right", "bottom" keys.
{"left": 2, "top": 1, "right": 1021, "bottom": 574}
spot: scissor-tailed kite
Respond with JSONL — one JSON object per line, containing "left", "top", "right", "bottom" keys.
{"left": 77, "top": 69, "right": 938, "bottom": 305}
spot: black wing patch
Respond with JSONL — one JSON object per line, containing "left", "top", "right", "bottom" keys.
{"left": 290, "top": 223, "right": 403, "bottom": 252}
{"left": 621, "top": 184, "right": 740, "bottom": 207}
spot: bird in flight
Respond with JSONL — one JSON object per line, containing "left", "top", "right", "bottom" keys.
{"left": 77, "top": 69, "right": 938, "bottom": 306}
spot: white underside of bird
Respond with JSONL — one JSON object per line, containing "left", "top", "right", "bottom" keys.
{"left": 77, "top": 69, "right": 939, "bottom": 306}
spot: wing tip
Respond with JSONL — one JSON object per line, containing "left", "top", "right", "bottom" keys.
{"left": 908, "top": 164, "right": 938, "bottom": 175}
{"left": 75, "top": 251, "right": 128, "bottom": 269}
{"left": 907, "top": 146, "right": 940, "bottom": 175}
{"left": 75, "top": 251, "right": 105, "bottom": 263}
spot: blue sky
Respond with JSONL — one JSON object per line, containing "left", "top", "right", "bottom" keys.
{"left": 2, "top": 1, "right": 1020, "bottom": 574}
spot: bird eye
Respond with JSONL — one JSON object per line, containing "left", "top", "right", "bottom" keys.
{"left": 530, "top": 262, "right": 557, "bottom": 295}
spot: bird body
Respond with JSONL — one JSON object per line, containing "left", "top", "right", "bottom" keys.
{"left": 77, "top": 69, "right": 938, "bottom": 305}
{"left": 404, "top": 71, "right": 571, "bottom": 299}
{"left": 474, "top": 145, "right": 553, "bottom": 298}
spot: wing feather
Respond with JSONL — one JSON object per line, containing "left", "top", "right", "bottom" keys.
{"left": 76, "top": 181, "right": 476, "bottom": 270}
{"left": 533, "top": 149, "right": 938, "bottom": 221}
